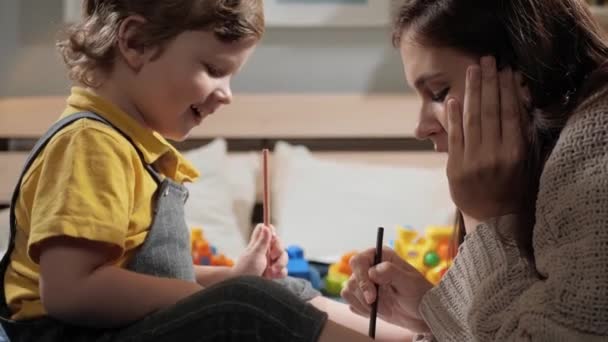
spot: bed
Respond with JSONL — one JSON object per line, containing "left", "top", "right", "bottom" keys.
{"left": 0, "top": 93, "right": 452, "bottom": 263}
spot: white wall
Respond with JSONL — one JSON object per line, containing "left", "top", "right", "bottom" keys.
{"left": 0, "top": 0, "right": 407, "bottom": 97}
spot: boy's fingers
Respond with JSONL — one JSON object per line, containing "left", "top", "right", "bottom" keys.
{"left": 268, "top": 238, "right": 284, "bottom": 261}
{"left": 263, "top": 263, "right": 287, "bottom": 279}
{"left": 249, "top": 224, "right": 263, "bottom": 247}
{"left": 275, "top": 267, "right": 288, "bottom": 278}
{"left": 273, "top": 250, "right": 288, "bottom": 268}
{"left": 251, "top": 226, "right": 271, "bottom": 254}
{"left": 270, "top": 253, "right": 288, "bottom": 275}
{"left": 268, "top": 224, "right": 277, "bottom": 236}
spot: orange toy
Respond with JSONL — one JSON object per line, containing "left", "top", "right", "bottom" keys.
{"left": 190, "top": 227, "right": 234, "bottom": 267}
{"left": 324, "top": 251, "right": 357, "bottom": 297}
{"left": 336, "top": 251, "right": 357, "bottom": 275}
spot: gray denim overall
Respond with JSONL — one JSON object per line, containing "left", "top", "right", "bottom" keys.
{"left": 0, "top": 112, "right": 326, "bottom": 342}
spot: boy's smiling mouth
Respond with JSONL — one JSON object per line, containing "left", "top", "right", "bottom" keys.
{"left": 190, "top": 105, "right": 203, "bottom": 118}
{"left": 190, "top": 103, "right": 221, "bottom": 124}
{"left": 190, "top": 104, "right": 204, "bottom": 122}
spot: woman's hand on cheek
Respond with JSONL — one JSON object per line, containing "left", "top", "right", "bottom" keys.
{"left": 446, "top": 56, "right": 528, "bottom": 232}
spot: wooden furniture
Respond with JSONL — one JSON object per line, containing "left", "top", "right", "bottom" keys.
{"left": 0, "top": 94, "right": 446, "bottom": 207}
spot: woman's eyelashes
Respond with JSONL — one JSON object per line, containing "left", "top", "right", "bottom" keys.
{"left": 430, "top": 87, "right": 450, "bottom": 102}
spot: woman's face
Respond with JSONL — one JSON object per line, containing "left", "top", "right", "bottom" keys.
{"left": 400, "top": 31, "right": 477, "bottom": 152}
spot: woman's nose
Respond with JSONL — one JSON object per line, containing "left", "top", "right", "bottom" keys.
{"left": 414, "top": 106, "right": 441, "bottom": 140}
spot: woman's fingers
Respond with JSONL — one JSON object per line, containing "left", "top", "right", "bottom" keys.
{"left": 480, "top": 56, "right": 501, "bottom": 144}
{"left": 376, "top": 286, "right": 397, "bottom": 320}
{"left": 463, "top": 64, "right": 482, "bottom": 152}
{"left": 447, "top": 98, "right": 464, "bottom": 163}
{"left": 369, "top": 262, "right": 401, "bottom": 286}
{"left": 513, "top": 71, "right": 530, "bottom": 147}
{"left": 342, "top": 275, "right": 371, "bottom": 317}
{"left": 349, "top": 248, "right": 378, "bottom": 304}
{"left": 499, "top": 67, "right": 522, "bottom": 147}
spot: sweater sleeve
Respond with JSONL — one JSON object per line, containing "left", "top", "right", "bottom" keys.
{"left": 419, "top": 102, "right": 608, "bottom": 341}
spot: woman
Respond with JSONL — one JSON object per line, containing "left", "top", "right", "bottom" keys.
{"left": 342, "top": 0, "right": 608, "bottom": 340}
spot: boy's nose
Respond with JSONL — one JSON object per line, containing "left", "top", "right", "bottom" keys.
{"left": 215, "top": 78, "right": 233, "bottom": 105}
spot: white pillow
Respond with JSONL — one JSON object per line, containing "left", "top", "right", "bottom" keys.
{"left": 183, "top": 139, "right": 247, "bottom": 258}
{"left": 272, "top": 141, "right": 455, "bottom": 262}
{"left": 0, "top": 208, "right": 9, "bottom": 258}
{"left": 225, "top": 152, "right": 259, "bottom": 240}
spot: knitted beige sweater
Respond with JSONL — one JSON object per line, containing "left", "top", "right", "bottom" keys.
{"left": 419, "top": 88, "right": 608, "bottom": 341}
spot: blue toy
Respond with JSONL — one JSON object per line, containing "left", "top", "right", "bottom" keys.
{"left": 286, "top": 245, "right": 321, "bottom": 290}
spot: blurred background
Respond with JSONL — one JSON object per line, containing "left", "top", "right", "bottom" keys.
{"left": 0, "top": 0, "right": 607, "bottom": 305}
{"left": 0, "top": 0, "right": 406, "bottom": 97}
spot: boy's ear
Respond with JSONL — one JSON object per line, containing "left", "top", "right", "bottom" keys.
{"left": 117, "top": 15, "right": 150, "bottom": 71}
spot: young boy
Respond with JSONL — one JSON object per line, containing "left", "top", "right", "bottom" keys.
{"left": 0, "top": 1, "right": 412, "bottom": 341}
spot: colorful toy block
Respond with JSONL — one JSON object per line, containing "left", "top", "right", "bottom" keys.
{"left": 286, "top": 245, "right": 321, "bottom": 289}
{"left": 393, "top": 225, "right": 454, "bottom": 284}
{"left": 190, "top": 227, "right": 234, "bottom": 267}
{"left": 323, "top": 251, "right": 357, "bottom": 297}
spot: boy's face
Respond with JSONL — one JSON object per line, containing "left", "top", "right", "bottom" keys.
{"left": 130, "top": 30, "right": 257, "bottom": 141}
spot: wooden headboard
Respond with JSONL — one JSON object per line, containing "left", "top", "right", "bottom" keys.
{"left": 0, "top": 94, "right": 446, "bottom": 208}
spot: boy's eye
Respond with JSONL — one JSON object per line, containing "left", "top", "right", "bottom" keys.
{"left": 204, "top": 63, "right": 225, "bottom": 78}
{"left": 430, "top": 87, "right": 450, "bottom": 102}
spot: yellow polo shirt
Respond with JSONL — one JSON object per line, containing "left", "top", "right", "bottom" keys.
{"left": 3, "top": 87, "right": 199, "bottom": 320}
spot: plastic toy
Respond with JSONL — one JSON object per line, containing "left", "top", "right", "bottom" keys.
{"left": 190, "top": 227, "right": 234, "bottom": 267}
{"left": 286, "top": 245, "right": 322, "bottom": 289}
{"left": 393, "top": 225, "right": 454, "bottom": 284}
{"left": 323, "top": 251, "right": 357, "bottom": 297}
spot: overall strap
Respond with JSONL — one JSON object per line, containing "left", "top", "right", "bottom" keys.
{"left": 1, "top": 111, "right": 162, "bottom": 320}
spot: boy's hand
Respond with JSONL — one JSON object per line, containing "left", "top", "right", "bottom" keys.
{"left": 263, "top": 225, "right": 288, "bottom": 279}
{"left": 232, "top": 224, "right": 288, "bottom": 279}
{"left": 233, "top": 224, "right": 273, "bottom": 277}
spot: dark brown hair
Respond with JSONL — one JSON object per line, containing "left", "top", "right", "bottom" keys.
{"left": 391, "top": 0, "right": 608, "bottom": 258}
{"left": 57, "top": 0, "right": 264, "bottom": 87}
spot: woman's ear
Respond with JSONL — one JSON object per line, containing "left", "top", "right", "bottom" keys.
{"left": 117, "top": 15, "right": 149, "bottom": 71}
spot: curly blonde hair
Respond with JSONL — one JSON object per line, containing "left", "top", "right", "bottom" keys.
{"left": 57, "top": 0, "right": 264, "bottom": 87}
